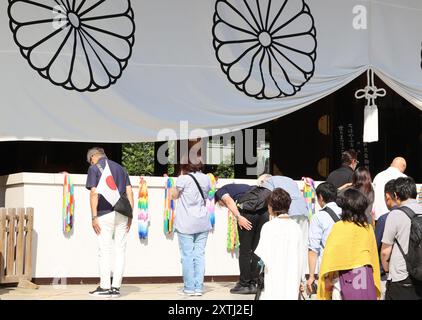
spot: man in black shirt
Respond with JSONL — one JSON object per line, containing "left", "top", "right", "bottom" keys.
{"left": 215, "top": 183, "right": 267, "bottom": 295}
{"left": 326, "top": 150, "right": 359, "bottom": 189}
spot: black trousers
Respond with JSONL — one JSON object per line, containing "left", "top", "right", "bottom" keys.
{"left": 385, "top": 277, "right": 422, "bottom": 300}
{"left": 238, "top": 211, "right": 269, "bottom": 287}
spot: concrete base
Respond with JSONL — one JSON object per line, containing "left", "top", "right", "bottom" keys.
{"left": 0, "top": 282, "right": 254, "bottom": 300}
{"left": 17, "top": 279, "right": 39, "bottom": 290}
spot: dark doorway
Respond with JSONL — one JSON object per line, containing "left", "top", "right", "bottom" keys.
{"left": 0, "top": 142, "right": 122, "bottom": 175}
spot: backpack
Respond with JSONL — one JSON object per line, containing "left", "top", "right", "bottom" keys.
{"left": 395, "top": 206, "right": 422, "bottom": 281}
{"left": 236, "top": 186, "right": 271, "bottom": 214}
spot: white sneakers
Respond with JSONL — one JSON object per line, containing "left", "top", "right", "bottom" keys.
{"left": 177, "top": 289, "right": 203, "bottom": 297}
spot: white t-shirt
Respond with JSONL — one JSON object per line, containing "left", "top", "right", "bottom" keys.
{"left": 373, "top": 167, "right": 406, "bottom": 220}
{"left": 255, "top": 217, "right": 304, "bottom": 300}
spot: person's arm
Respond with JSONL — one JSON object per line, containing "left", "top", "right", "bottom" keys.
{"left": 380, "top": 213, "right": 397, "bottom": 274}
{"left": 126, "top": 185, "right": 134, "bottom": 232}
{"left": 307, "top": 216, "right": 321, "bottom": 294}
{"left": 307, "top": 250, "right": 318, "bottom": 294}
{"left": 222, "top": 194, "right": 252, "bottom": 231}
{"left": 171, "top": 176, "right": 185, "bottom": 200}
{"left": 126, "top": 185, "right": 134, "bottom": 209}
{"left": 90, "top": 187, "right": 101, "bottom": 235}
{"left": 381, "top": 243, "right": 392, "bottom": 273}
{"left": 170, "top": 187, "right": 180, "bottom": 200}
{"left": 338, "top": 182, "right": 352, "bottom": 191}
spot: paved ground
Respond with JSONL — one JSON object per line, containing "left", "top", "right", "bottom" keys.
{"left": 0, "top": 282, "right": 254, "bottom": 300}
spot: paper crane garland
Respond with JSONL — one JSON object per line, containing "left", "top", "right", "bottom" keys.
{"left": 137, "top": 177, "right": 149, "bottom": 239}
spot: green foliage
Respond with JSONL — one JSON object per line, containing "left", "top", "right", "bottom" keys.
{"left": 122, "top": 142, "right": 234, "bottom": 178}
{"left": 122, "top": 143, "right": 154, "bottom": 176}
{"left": 167, "top": 164, "right": 175, "bottom": 176}
{"left": 213, "top": 162, "right": 235, "bottom": 179}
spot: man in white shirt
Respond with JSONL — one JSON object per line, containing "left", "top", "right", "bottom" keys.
{"left": 373, "top": 157, "right": 407, "bottom": 220}
{"left": 307, "top": 182, "right": 342, "bottom": 296}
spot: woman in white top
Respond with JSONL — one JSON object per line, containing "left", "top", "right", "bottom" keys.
{"left": 255, "top": 188, "right": 305, "bottom": 300}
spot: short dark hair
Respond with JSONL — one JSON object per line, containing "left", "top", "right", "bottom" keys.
{"left": 337, "top": 188, "right": 369, "bottom": 227}
{"left": 268, "top": 188, "right": 291, "bottom": 215}
{"left": 394, "top": 177, "right": 417, "bottom": 201}
{"left": 341, "top": 149, "right": 358, "bottom": 165}
{"left": 384, "top": 179, "right": 396, "bottom": 197}
{"left": 316, "top": 182, "right": 337, "bottom": 203}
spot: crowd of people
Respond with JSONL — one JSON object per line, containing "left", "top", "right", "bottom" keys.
{"left": 85, "top": 147, "right": 422, "bottom": 300}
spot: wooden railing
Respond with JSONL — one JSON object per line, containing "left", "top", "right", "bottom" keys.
{"left": 0, "top": 208, "right": 34, "bottom": 285}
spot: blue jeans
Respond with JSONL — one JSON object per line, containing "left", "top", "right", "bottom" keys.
{"left": 177, "top": 231, "right": 209, "bottom": 293}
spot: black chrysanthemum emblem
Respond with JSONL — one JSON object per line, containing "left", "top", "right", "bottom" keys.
{"left": 213, "top": 0, "right": 317, "bottom": 99}
{"left": 8, "top": 0, "right": 135, "bottom": 92}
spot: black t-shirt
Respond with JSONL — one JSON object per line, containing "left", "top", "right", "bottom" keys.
{"left": 326, "top": 165, "right": 354, "bottom": 189}
{"left": 215, "top": 183, "right": 252, "bottom": 202}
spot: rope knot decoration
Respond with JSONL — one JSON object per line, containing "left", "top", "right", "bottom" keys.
{"left": 355, "top": 69, "right": 386, "bottom": 143}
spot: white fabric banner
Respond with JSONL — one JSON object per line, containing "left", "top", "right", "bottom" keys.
{"left": 0, "top": 0, "right": 420, "bottom": 142}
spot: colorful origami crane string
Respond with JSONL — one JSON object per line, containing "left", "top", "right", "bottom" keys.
{"left": 137, "top": 177, "right": 149, "bottom": 239}
{"left": 227, "top": 209, "right": 240, "bottom": 252}
{"left": 62, "top": 173, "right": 74, "bottom": 234}
{"left": 164, "top": 177, "right": 176, "bottom": 234}
{"left": 302, "top": 177, "right": 316, "bottom": 220}
{"left": 207, "top": 173, "right": 217, "bottom": 228}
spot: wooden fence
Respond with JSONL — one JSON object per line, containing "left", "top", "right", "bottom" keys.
{"left": 0, "top": 208, "right": 34, "bottom": 284}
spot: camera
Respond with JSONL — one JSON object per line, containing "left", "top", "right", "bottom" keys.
{"left": 311, "top": 282, "right": 318, "bottom": 294}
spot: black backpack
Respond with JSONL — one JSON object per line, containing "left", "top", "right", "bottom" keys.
{"left": 395, "top": 206, "right": 422, "bottom": 282}
{"left": 236, "top": 186, "right": 271, "bottom": 214}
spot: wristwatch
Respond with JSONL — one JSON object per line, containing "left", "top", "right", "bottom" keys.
{"left": 92, "top": 216, "right": 98, "bottom": 221}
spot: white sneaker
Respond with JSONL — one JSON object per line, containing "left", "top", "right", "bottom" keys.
{"left": 177, "top": 289, "right": 196, "bottom": 296}
{"left": 110, "top": 287, "right": 121, "bottom": 298}
{"left": 194, "top": 291, "right": 203, "bottom": 296}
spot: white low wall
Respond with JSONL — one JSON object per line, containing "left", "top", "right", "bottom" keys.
{"left": 0, "top": 173, "right": 260, "bottom": 279}
{"left": 2, "top": 173, "right": 420, "bottom": 280}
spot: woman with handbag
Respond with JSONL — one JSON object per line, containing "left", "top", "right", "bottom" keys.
{"left": 171, "top": 158, "right": 211, "bottom": 296}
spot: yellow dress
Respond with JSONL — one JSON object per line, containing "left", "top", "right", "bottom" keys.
{"left": 317, "top": 221, "right": 381, "bottom": 300}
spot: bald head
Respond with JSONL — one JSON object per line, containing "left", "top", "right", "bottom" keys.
{"left": 391, "top": 157, "right": 406, "bottom": 173}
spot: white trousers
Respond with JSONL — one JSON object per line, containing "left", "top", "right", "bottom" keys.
{"left": 97, "top": 211, "right": 128, "bottom": 289}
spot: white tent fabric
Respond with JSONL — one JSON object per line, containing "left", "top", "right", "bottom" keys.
{"left": 0, "top": 0, "right": 421, "bottom": 142}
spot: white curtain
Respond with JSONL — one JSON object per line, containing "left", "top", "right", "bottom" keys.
{"left": 0, "top": 0, "right": 420, "bottom": 142}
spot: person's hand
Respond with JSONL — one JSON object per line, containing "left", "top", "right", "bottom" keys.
{"left": 126, "top": 218, "right": 132, "bottom": 233}
{"left": 92, "top": 217, "right": 101, "bottom": 235}
{"left": 325, "top": 275, "right": 334, "bottom": 293}
{"left": 299, "top": 283, "right": 305, "bottom": 293}
{"left": 307, "top": 275, "right": 315, "bottom": 295}
{"left": 338, "top": 182, "right": 352, "bottom": 191}
{"left": 237, "top": 215, "right": 252, "bottom": 230}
